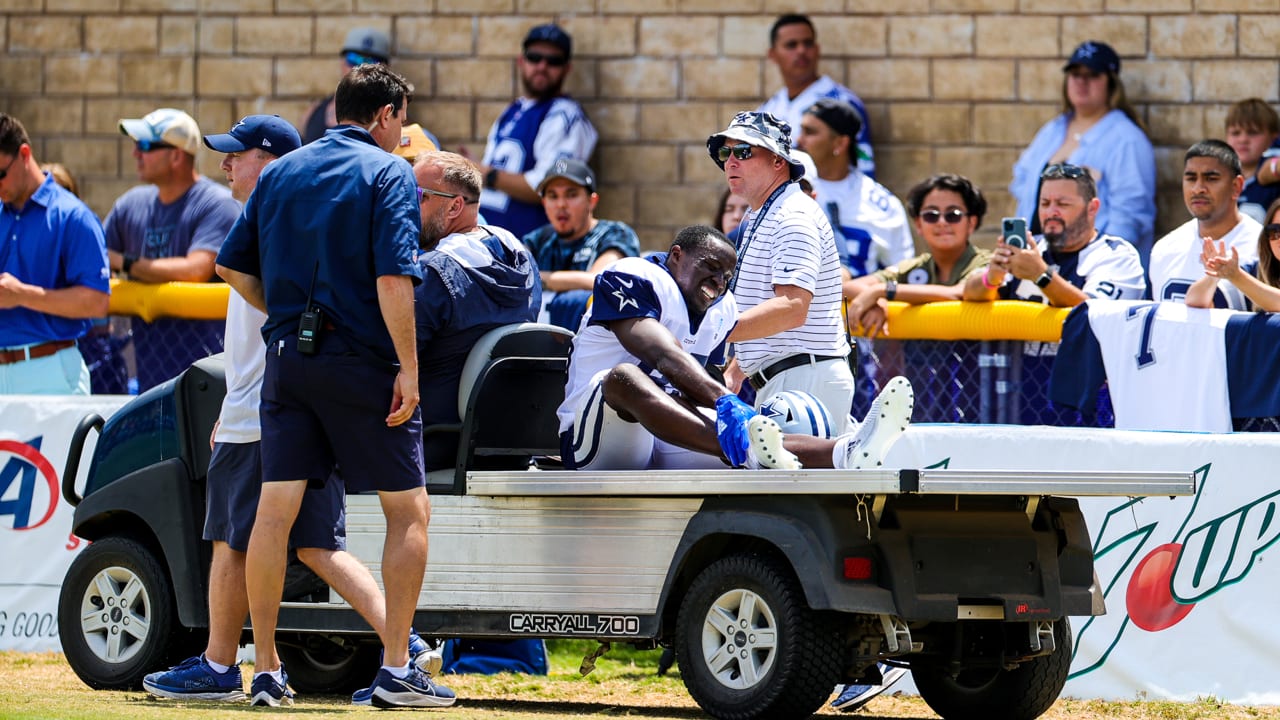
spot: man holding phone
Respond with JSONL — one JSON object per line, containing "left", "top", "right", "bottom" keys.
{"left": 963, "top": 163, "right": 1145, "bottom": 307}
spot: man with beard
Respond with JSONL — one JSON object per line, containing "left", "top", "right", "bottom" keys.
{"left": 964, "top": 163, "right": 1144, "bottom": 426}
{"left": 410, "top": 151, "right": 540, "bottom": 471}
{"left": 964, "top": 162, "right": 1145, "bottom": 307}
{"left": 521, "top": 158, "right": 639, "bottom": 329}
{"left": 470, "top": 24, "right": 598, "bottom": 239}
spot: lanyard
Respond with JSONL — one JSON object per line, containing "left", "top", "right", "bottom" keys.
{"left": 730, "top": 181, "right": 790, "bottom": 293}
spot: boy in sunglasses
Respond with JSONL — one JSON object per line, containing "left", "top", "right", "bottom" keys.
{"left": 470, "top": 24, "right": 598, "bottom": 240}
{"left": 844, "top": 174, "right": 993, "bottom": 338}
{"left": 965, "top": 163, "right": 1143, "bottom": 308}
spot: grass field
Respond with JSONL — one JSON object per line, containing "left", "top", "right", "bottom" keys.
{"left": 3, "top": 642, "right": 1277, "bottom": 720}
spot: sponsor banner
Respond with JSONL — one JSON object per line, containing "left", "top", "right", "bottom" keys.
{"left": 886, "top": 424, "right": 1280, "bottom": 704}
{"left": 0, "top": 395, "right": 128, "bottom": 652}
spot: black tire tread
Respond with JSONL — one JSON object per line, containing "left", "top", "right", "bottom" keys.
{"left": 675, "top": 552, "right": 842, "bottom": 720}
{"left": 913, "top": 618, "right": 1073, "bottom": 720}
{"left": 57, "top": 536, "right": 179, "bottom": 690}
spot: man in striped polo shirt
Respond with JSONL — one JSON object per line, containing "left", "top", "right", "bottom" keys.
{"left": 708, "top": 111, "right": 854, "bottom": 432}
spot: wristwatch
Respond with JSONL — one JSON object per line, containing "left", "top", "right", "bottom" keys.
{"left": 484, "top": 167, "right": 500, "bottom": 189}
{"left": 122, "top": 254, "right": 138, "bottom": 276}
{"left": 883, "top": 279, "right": 898, "bottom": 301}
{"left": 1034, "top": 271, "right": 1054, "bottom": 289}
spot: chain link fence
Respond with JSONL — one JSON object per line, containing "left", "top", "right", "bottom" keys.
{"left": 81, "top": 315, "right": 224, "bottom": 395}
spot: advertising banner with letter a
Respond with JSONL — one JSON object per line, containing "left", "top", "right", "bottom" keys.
{"left": 887, "top": 424, "right": 1280, "bottom": 704}
{"left": 0, "top": 396, "right": 127, "bottom": 651}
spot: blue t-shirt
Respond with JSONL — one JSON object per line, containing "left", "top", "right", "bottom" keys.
{"left": 104, "top": 175, "right": 239, "bottom": 390}
{"left": 521, "top": 219, "right": 641, "bottom": 275}
{"left": 218, "top": 125, "right": 422, "bottom": 365}
{"left": 0, "top": 173, "right": 110, "bottom": 347}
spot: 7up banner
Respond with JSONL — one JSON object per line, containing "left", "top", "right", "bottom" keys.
{"left": 885, "top": 424, "right": 1280, "bottom": 703}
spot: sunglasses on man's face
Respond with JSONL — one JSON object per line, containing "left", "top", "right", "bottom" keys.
{"left": 717, "top": 144, "right": 755, "bottom": 163}
{"left": 135, "top": 140, "right": 176, "bottom": 153}
{"left": 524, "top": 51, "right": 567, "bottom": 67}
{"left": 919, "top": 208, "right": 968, "bottom": 225}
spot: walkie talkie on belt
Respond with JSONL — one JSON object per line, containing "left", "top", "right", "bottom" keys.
{"left": 297, "top": 262, "right": 323, "bottom": 355}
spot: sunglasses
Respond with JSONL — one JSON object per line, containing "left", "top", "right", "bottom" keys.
{"left": 524, "top": 51, "right": 567, "bottom": 67}
{"left": 717, "top": 144, "right": 755, "bottom": 163}
{"left": 1266, "top": 223, "right": 1280, "bottom": 238}
{"left": 0, "top": 152, "right": 19, "bottom": 181}
{"left": 417, "top": 186, "right": 478, "bottom": 204}
{"left": 135, "top": 139, "right": 176, "bottom": 152}
{"left": 344, "top": 51, "right": 385, "bottom": 67}
{"left": 920, "top": 208, "right": 968, "bottom": 225}
{"left": 1041, "top": 163, "right": 1088, "bottom": 180}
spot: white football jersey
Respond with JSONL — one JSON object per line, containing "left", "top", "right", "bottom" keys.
{"left": 558, "top": 254, "right": 737, "bottom": 433}
{"left": 1149, "top": 216, "right": 1261, "bottom": 308}
{"left": 810, "top": 173, "right": 914, "bottom": 278}
{"left": 1003, "top": 233, "right": 1146, "bottom": 305}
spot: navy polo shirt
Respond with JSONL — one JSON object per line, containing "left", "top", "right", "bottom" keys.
{"left": 218, "top": 125, "right": 422, "bottom": 364}
{"left": 0, "top": 173, "right": 109, "bottom": 347}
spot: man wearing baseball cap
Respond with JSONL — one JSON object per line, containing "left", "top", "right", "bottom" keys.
{"left": 105, "top": 107, "right": 241, "bottom": 392}
{"left": 143, "top": 113, "right": 440, "bottom": 704}
{"left": 301, "top": 27, "right": 391, "bottom": 144}
{"left": 708, "top": 111, "right": 853, "bottom": 432}
{"left": 521, "top": 157, "right": 639, "bottom": 329}
{"left": 470, "top": 23, "right": 598, "bottom": 239}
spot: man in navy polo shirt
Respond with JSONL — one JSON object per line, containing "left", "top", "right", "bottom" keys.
{"left": 216, "top": 65, "right": 454, "bottom": 709}
{"left": 0, "top": 113, "right": 109, "bottom": 394}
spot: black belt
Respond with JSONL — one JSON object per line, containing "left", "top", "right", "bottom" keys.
{"left": 749, "top": 353, "right": 842, "bottom": 388}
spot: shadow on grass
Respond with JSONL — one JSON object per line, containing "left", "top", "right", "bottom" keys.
{"left": 454, "top": 698, "right": 707, "bottom": 717}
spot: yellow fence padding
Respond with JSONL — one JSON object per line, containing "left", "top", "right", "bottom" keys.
{"left": 107, "top": 279, "right": 230, "bottom": 322}
{"left": 107, "top": 280, "right": 1070, "bottom": 342}
{"left": 874, "top": 301, "right": 1071, "bottom": 342}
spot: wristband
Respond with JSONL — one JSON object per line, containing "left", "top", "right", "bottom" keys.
{"left": 981, "top": 269, "right": 999, "bottom": 289}
{"left": 1270, "top": 157, "right": 1278, "bottom": 177}
{"left": 484, "top": 167, "right": 500, "bottom": 189}
{"left": 883, "top": 279, "right": 897, "bottom": 301}
{"left": 122, "top": 254, "right": 138, "bottom": 275}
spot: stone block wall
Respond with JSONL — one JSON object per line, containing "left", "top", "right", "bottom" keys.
{"left": 3, "top": 1, "right": 1277, "bottom": 251}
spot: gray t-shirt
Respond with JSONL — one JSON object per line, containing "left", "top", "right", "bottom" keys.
{"left": 104, "top": 176, "right": 239, "bottom": 262}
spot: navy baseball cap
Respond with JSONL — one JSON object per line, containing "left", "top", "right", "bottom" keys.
{"left": 523, "top": 24, "right": 572, "bottom": 60}
{"left": 202, "top": 115, "right": 301, "bottom": 157}
{"left": 1064, "top": 40, "right": 1120, "bottom": 75}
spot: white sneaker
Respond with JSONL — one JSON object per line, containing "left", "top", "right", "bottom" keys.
{"left": 834, "top": 376, "right": 913, "bottom": 469}
{"left": 746, "top": 414, "right": 801, "bottom": 470}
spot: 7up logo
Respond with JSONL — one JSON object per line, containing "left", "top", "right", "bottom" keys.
{"left": 1071, "top": 463, "right": 1280, "bottom": 678}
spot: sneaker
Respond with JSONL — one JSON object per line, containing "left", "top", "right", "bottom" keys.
{"left": 143, "top": 654, "right": 245, "bottom": 701}
{"left": 409, "top": 629, "right": 444, "bottom": 676}
{"left": 369, "top": 666, "right": 457, "bottom": 708}
{"left": 353, "top": 631, "right": 443, "bottom": 705}
{"left": 831, "top": 663, "right": 908, "bottom": 712}
{"left": 249, "top": 669, "right": 294, "bottom": 707}
{"left": 834, "top": 376, "right": 913, "bottom": 470}
{"left": 746, "top": 414, "right": 801, "bottom": 469}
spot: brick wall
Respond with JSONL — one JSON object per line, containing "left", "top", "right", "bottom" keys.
{"left": 3, "top": 2, "right": 1278, "bottom": 251}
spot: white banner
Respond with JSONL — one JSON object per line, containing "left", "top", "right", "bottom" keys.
{"left": 886, "top": 424, "right": 1280, "bottom": 704}
{"left": 0, "top": 395, "right": 128, "bottom": 652}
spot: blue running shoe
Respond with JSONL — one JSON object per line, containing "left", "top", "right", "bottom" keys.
{"left": 353, "top": 631, "right": 443, "bottom": 705}
{"left": 831, "top": 663, "right": 908, "bottom": 712}
{"left": 143, "top": 654, "right": 245, "bottom": 701}
{"left": 249, "top": 669, "right": 294, "bottom": 707}
{"left": 369, "top": 666, "right": 456, "bottom": 708}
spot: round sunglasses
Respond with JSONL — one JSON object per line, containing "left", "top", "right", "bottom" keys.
{"left": 919, "top": 208, "right": 968, "bottom": 225}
